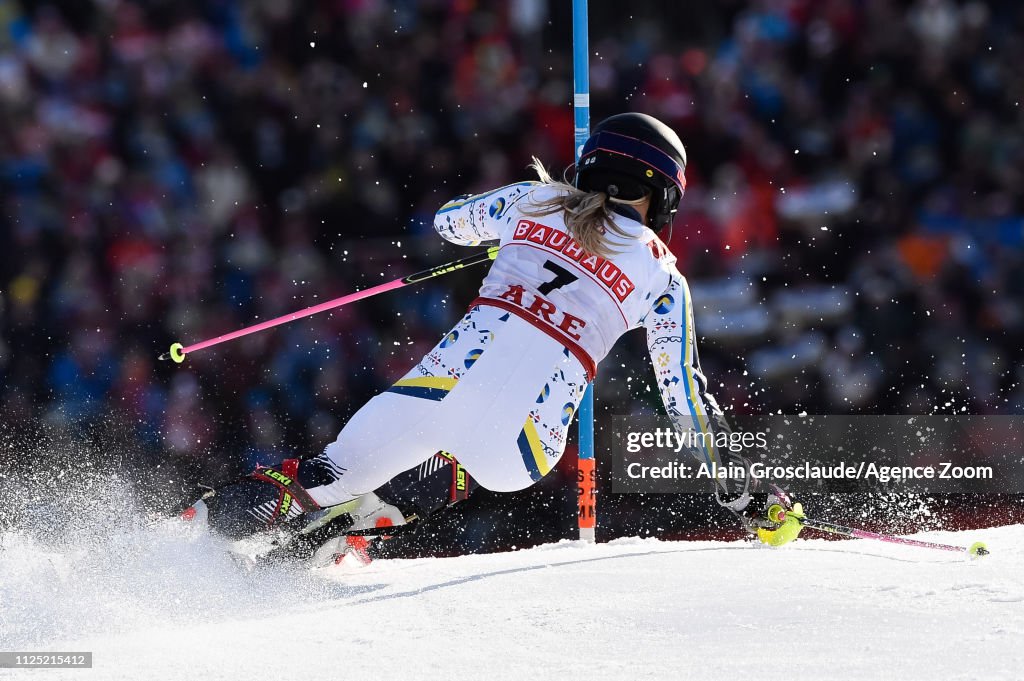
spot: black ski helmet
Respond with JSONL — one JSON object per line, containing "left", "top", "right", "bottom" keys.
{"left": 575, "top": 113, "right": 687, "bottom": 230}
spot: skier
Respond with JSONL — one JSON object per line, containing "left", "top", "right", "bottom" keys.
{"left": 185, "top": 113, "right": 803, "bottom": 564}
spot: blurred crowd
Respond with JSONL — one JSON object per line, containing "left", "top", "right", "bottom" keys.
{"left": 2, "top": 0, "right": 1023, "bottom": 527}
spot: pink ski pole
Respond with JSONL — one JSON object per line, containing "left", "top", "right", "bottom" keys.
{"left": 770, "top": 506, "right": 989, "bottom": 557}
{"left": 159, "top": 246, "right": 499, "bottom": 363}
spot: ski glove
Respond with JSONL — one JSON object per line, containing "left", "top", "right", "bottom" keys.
{"left": 756, "top": 491, "right": 805, "bottom": 547}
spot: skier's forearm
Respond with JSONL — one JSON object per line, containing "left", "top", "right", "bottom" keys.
{"left": 433, "top": 182, "right": 539, "bottom": 245}
{"left": 645, "top": 274, "right": 730, "bottom": 471}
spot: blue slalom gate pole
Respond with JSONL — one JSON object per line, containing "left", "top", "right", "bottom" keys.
{"left": 572, "top": 0, "right": 596, "bottom": 543}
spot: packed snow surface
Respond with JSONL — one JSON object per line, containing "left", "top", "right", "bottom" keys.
{"left": 1, "top": 522, "right": 1021, "bottom": 680}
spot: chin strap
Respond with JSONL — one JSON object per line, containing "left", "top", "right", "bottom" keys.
{"left": 662, "top": 220, "right": 673, "bottom": 244}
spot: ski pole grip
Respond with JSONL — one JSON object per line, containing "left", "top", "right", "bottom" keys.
{"left": 767, "top": 504, "right": 786, "bottom": 524}
{"left": 158, "top": 342, "right": 186, "bottom": 364}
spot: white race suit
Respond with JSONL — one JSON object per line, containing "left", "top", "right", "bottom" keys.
{"left": 307, "top": 182, "right": 731, "bottom": 507}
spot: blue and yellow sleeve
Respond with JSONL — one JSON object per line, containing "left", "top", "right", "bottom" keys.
{"left": 643, "top": 272, "right": 733, "bottom": 479}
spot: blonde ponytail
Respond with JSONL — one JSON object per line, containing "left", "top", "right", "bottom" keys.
{"left": 522, "top": 157, "right": 643, "bottom": 258}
